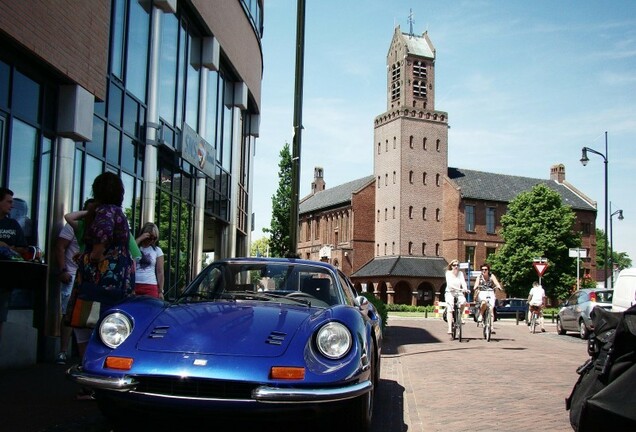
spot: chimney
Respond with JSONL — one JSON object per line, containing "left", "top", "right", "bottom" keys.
{"left": 550, "top": 164, "right": 565, "bottom": 183}
{"left": 311, "top": 167, "right": 326, "bottom": 195}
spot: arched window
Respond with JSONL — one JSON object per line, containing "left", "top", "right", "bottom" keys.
{"left": 423, "top": 137, "right": 427, "bottom": 150}
{"left": 436, "top": 173, "right": 440, "bottom": 186}
{"left": 409, "top": 171, "right": 414, "bottom": 183}
{"left": 436, "top": 208, "right": 441, "bottom": 221}
{"left": 436, "top": 139, "right": 441, "bottom": 151}
{"left": 422, "top": 207, "right": 427, "bottom": 220}
{"left": 423, "top": 172, "right": 427, "bottom": 185}
{"left": 409, "top": 135, "right": 414, "bottom": 148}
{"left": 409, "top": 206, "right": 413, "bottom": 219}
{"left": 408, "top": 241, "right": 413, "bottom": 255}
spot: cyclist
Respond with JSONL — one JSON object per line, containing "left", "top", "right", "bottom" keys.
{"left": 527, "top": 281, "right": 546, "bottom": 332}
{"left": 473, "top": 263, "right": 502, "bottom": 327}
{"left": 444, "top": 259, "right": 468, "bottom": 334}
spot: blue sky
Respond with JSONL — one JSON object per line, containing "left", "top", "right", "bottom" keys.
{"left": 253, "top": 0, "right": 636, "bottom": 264}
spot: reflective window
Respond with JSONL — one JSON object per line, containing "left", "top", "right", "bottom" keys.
{"left": 108, "top": 83, "right": 123, "bottom": 126}
{"left": 185, "top": 35, "right": 201, "bottom": 129}
{"left": 0, "top": 60, "right": 9, "bottom": 108}
{"left": 37, "top": 137, "right": 52, "bottom": 249}
{"left": 87, "top": 117, "right": 105, "bottom": 157}
{"left": 106, "top": 124, "right": 121, "bottom": 165}
{"left": 204, "top": 70, "right": 219, "bottom": 150}
{"left": 110, "top": 0, "right": 125, "bottom": 79}
{"left": 72, "top": 148, "right": 82, "bottom": 210}
{"left": 83, "top": 155, "right": 103, "bottom": 199}
{"left": 158, "top": 12, "right": 179, "bottom": 125}
{"left": 125, "top": 0, "right": 149, "bottom": 100}
{"left": 8, "top": 119, "right": 37, "bottom": 244}
{"left": 12, "top": 70, "right": 40, "bottom": 124}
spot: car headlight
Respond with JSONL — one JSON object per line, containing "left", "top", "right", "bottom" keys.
{"left": 315, "top": 322, "right": 352, "bottom": 359}
{"left": 99, "top": 312, "right": 132, "bottom": 349}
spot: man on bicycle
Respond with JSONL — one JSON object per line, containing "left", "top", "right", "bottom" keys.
{"left": 527, "top": 281, "right": 546, "bottom": 332}
{"left": 473, "top": 264, "right": 502, "bottom": 328}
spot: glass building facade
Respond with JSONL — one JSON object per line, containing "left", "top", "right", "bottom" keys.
{"left": 0, "top": 0, "right": 263, "bottom": 365}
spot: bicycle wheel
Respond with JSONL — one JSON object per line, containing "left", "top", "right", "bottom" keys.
{"left": 483, "top": 309, "right": 491, "bottom": 342}
{"left": 457, "top": 306, "right": 463, "bottom": 342}
{"left": 531, "top": 313, "right": 537, "bottom": 334}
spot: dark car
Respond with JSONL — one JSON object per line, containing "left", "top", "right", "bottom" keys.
{"left": 68, "top": 257, "right": 382, "bottom": 431}
{"left": 557, "top": 288, "right": 613, "bottom": 339}
{"left": 494, "top": 298, "right": 528, "bottom": 321}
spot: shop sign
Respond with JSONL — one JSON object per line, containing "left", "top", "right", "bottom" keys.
{"left": 181, "top": 123, "right": 215, "bottom": 177}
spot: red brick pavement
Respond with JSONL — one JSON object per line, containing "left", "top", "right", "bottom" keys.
{"left": 374, "top": 315, "right": 586, "bottom": 432}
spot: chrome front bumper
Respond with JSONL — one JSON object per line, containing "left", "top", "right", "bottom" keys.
{"left": 67, "top": 365, "right": 372, "bottom": 403}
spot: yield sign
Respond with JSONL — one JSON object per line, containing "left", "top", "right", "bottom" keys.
{"left": 533, "top": 262, "right": 549, "bottom": 277}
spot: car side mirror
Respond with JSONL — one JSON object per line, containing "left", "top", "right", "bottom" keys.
{"left": 356, "top": 295, "right": 369, "bottom": 312}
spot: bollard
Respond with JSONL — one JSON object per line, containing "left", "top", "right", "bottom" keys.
{"left": 425, "top": 310, "right": 428, "bottom": 318}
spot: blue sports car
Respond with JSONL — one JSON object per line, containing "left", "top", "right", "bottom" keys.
{"left": 68, "top": 257, "right": 382, "bottom": 431}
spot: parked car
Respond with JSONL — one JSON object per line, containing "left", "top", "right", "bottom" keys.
{"left": 68, "top": 257, "right": 383, "bottom": 431}
{"left": 493, "top": 298, "right": 528, "bottom": 321}
{"left": 557, "top": 288, "right": 614, "bottom": 339}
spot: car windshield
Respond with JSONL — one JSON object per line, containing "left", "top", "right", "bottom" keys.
{"left": 177, "top": 261, "right": 340, "bottom": 308}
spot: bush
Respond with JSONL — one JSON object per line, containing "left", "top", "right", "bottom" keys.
{"left": 361, "top": 292, "right": 388, "bottom": 331}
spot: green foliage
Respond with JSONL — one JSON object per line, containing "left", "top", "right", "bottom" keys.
{"left": 361, "top": 292, "right": 388, "bottom": 331}
{"left": 488, "top": 184, "right": 580, "bottom": 301}
{"left": 595, "top": 228, "right": 632, "bottom": 270}
{"left": 250, "top": 237, "right": 270, "bottom": 257}
{"left": 264, "top": 143, "right": 293, "bottom": 257}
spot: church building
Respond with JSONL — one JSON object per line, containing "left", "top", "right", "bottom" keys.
{"left": 297, "top": 26, "right": 597, "bottom": 306}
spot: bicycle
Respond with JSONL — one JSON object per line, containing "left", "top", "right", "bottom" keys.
{"left": 450, "top": 291, "right": 463, "bottom": 342}
{"left": 529, "top": 305, "right": 541, "bottom": 334}
{"left": 480, "top": 291, "right": 494, "bottom": 342}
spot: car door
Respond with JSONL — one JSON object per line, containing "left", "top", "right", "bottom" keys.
{"left": 561, "top": 292, "right": 579, "bottom": 330}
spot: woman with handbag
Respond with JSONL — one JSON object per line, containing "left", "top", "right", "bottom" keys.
{"left": 66, "top": 172, "right": 135, "bottom": 364}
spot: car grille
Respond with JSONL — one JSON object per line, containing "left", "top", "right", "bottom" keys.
{"left": 133, "top": 376, "right": 258, "bottom": 399}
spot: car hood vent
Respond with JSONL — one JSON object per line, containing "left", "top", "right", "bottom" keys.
{"left": 265, "top": 331, "right": 287, "bottom": 345}
{"left": 136, "top": 302, "right": 314, "bottom": 357}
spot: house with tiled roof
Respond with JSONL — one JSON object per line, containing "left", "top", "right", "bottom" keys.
{"left": 297, "top": 27, "right": 597, "bottom": 306}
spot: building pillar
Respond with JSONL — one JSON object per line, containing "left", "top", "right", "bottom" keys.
{"left": 141, "top": 5, "right": 163, "bottom": 225}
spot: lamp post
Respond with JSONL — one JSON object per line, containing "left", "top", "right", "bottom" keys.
{"left": 580, "top": 131, "right": 608, "bottom": 287}
{"left": 609, "top": 203, "right": 624, "bottom": 288}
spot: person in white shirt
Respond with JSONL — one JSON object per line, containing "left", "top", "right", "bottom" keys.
{"left": 444, "top": 259, "right": 468, "bottom": 334}
{"left": 474, "top": 263, "right": 502, "bottom": 327}
{"left": 527, "top": 281, "right": 546, "bottom": 332}
{"left": 134, "top": 222, "right": 164, "bottom": 299}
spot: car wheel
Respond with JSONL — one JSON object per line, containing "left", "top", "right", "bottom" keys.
{"left": 347, "top": 344, "right": 374, "bottom": 432}
{"left": 579, "top": 320, "right": 590, "bottom": 339}
{"left": 556, "top": 317, "right": 566, "bottom": 335}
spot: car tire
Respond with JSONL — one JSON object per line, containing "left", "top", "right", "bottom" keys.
{"left": 556, "top": 317, "right": 566, "bottom": 335}
{"left": 348, "top": 361, "right": 374, "bottom": 432}
{"left": 579, "top": 320, "right": 589, "bottom": 339}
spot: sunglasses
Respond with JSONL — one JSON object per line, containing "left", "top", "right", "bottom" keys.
{"left": 481, "top": 268, "right": 489, "bottom": 272}
{"left": 451, "top": 264, "right": 458, "bottom": 267}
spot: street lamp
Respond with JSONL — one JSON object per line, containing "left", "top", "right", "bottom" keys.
{"left": 609, "top": 203, "right": 624, "bottom": 288}
{"left": 580, "top": 131, "right": 608, "bottom": 287}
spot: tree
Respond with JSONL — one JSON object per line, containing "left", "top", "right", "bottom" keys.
{"left": 595, "top": 228, "right": 632, "bottom": 271}
{"left": 250, "top": 236, "right": 270, "bottom": 257}
{"left": 488, "top": 184, "right": 580, "bottom": 301}
{"left": 264, "top": 143, "right": 293, "bottom": 257}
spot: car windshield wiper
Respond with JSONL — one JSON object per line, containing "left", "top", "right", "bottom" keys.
{"left": 231, "top": 291, "right": 311, "bottom": 306}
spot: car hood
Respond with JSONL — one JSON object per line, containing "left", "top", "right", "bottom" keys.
{"left": 136, "top": 302, "right": 316, "bottom": 357}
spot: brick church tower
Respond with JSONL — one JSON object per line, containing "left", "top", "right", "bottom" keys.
{"left": 373, "top": 26, "right": 449, "bottom": 258}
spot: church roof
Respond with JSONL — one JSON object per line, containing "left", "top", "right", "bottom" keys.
{"left": 299, "top": 175, "right": 375, "bottom": 214}
{"left": 447, "top": 167, "right": 596, "bottom": 211}
{"left": 352, "top": 256, "right": 447, "bottom": 278}
{"left": 400, "top": 32, "right": 435, "bottom": 59}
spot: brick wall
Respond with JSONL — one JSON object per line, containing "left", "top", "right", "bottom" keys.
{"left": 0, "top": 0, "right": 110, "bottom": 100}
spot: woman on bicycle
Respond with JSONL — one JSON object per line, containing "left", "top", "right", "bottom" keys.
{"left": 445, "top": 259, "right": 468, "bottom": 334}
{"left": 527, "top": 281, "right": 546, "bottom": 332}
{"left": 474, "top": 263, "right": 502, "bottom": 326}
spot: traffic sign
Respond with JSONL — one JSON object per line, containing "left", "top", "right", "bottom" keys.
{"left": 569, "top": 248, "right": 587, "bottom": 258}
{"left": 533, "top": 261, "right": 549, "bottom": 277}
